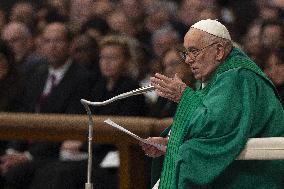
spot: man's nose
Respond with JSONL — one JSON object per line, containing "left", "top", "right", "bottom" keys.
{"left": 184, "top": 55, "right": 194, "bottom": 65}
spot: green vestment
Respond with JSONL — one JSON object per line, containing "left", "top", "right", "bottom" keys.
{"left": 151, "top": 48, "right": 284, "bottom": 189}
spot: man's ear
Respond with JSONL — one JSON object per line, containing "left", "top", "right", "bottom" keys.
{"left": 215, "top": 43, "right": 225, "bottom": 61}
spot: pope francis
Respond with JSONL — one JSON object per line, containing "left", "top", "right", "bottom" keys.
{"left": 141, "top": 19, "right": 284, "bottom": 189}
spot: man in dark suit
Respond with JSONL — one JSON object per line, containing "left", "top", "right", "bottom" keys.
{"left": 0, "top": 22, "right": 91, "bottom": 189}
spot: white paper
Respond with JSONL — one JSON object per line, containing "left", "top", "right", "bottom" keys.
{"left": 104, "top": 119, "right": 166, "bottom": 152}
{"left": 59, "top": 150, "right": 88, "bottom": 161}
{"left": 152, "top": 179, "right": 160, "bottom": 189}
{"left": 100, "top": 151, "right": 120, "bottom": 168}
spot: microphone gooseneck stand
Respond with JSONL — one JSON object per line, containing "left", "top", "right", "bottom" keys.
{"left": 81, "top": 102, "right": 94, "bottom": 189}
{"left": 81, "top": 85, "right": 155, "bottom": 189}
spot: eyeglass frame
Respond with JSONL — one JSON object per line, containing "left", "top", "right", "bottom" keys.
{"left": 179, "top": 42, "right": 218, "bottom": 61}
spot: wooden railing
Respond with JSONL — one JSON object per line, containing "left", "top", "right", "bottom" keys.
{"left": 0, "top": 112, "right": 171, "bottom": 189}
{"left": 1, "top": 113, "right": 283, "bottom": 189}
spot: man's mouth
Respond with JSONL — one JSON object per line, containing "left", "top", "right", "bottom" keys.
{"left": 191, "top": 67, "right": 198, "bottom": 73}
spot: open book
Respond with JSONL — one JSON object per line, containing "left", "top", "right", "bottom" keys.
{"left": 104, "top": 119, "right": 167, "bottom": 152}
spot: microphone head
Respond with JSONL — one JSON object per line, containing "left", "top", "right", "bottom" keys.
{"left": 81, "top": 99, "right": 106, "bottom": 106}
{"left": 80, "top": 99, "right": 89, "bottom": 104}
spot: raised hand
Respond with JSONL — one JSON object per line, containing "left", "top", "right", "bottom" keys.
{"left": 150, "top": 73, "right": 187, "bottom": 102}
{"left": 0, "top": 153, "right": 29, "bottom": 173}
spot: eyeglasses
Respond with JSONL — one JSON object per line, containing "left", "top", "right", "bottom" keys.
{"left": 179, "top": 42, "right": 218, "bottom": 61}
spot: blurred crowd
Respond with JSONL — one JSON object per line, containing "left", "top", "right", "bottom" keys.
{"left": 0, "top": 0, "right": 283, "bottom": 189}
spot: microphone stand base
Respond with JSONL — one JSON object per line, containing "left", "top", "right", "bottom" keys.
{"left": 85, "top": 183, "right": 93, "bottom": 189}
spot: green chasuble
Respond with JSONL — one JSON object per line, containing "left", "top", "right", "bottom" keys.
{"left": 151, "top": 47, "right": 284, "bottom": 189}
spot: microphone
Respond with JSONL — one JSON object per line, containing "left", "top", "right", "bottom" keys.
{"left": 82, "top": 101, "right": 94, "bottom": 189}
{"left": 80, "top": 85, "right": 155, "bottom": 106}
{"left": 81, "top": 84, "right": 155, "bottom": 189}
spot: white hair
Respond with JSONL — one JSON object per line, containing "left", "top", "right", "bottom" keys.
{"left": 3, "top": 22, "right": 32, "bottom": 38}
{"left": 151, "top": 25, "right": 180, "bottom": 43}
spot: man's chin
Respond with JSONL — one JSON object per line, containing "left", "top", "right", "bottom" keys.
{"left": 193, "top": 74, "right": 201, "bottom": 80}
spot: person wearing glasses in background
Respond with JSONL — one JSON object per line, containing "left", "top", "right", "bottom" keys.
{"left": 149, "top": 46, "right": 195, "bottom": 118}
{"left": 141, "top": 19, "right": 284, "bottom": 189}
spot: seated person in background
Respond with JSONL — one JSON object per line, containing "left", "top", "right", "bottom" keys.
{"left": 2, "top": 22, "right": 44, "bottom": 78}
{"left": 263, "top": 41, "right": 284, "bottom": 106}
{"left": 70, "top": 33, "right": 102, "bottom": 84}
{"left": 0, "top": 22, "right": 91, "bottom": 189}
{"left": 149, "top": 46, "right": 195, "bottom": 118}
{"left": 90, "top": 35, "right": 147, "bottom": 116}
{"left": 0, "top": 39, "right": 23, "bottom": 113}
{"left": 261, "top": 20, "right": 284, "bottom": 51}
{"left": 80, "top": 16, "right": 110, "bottom": 43}
{"left": 0, "top": 40, "right": 23, "bottom": 187}
{"left": 27, "top": 35, "right": 148, "bottom": 189}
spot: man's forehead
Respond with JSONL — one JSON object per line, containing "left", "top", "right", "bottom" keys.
{"left": 43, "top": 25, "right": 66, "bottom": 38}
{"left": 3, "top": 25, "right": 24, "bottom": 37}
{"left": 183, "top": 28, "right": 206, "bottom": 47}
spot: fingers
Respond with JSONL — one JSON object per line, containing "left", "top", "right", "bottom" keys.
{"left": 151, "top": 81, "right": 173, "bottom": 95}
{"left": 61, "top": 140, "right": 82, "bottom": 151}
{"left": 174, "top": 73, "right": 182, "bottom": 82}
{"left": 140, "top": 137, "right": 167, "bottom": 158}
{"left": 154, "top": 73, "right": 173, "bottom": 83}
{"left": 156, "top": 90, "right": 177, "bottom": 101}
{"left": 151, "top": 76, "right": 177, "bottom": 95}
{"left": 151, "top": 73, "right": 187, "bottom": 102}
{"left": 0, "top": 155, "right": 7, "bottom": 162}
{"left": 144, "top": 146, "right": 163, "bottom": 158}
{"left": 150, "top": 76, "right": 172, "bottom": 93}
{"left": 151, "top": 73, "right": 174, "bottom": 89}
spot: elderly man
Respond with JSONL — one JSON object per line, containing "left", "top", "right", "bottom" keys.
{"left": 9, "top": 1, "right": 36, "bottom": 30}
{"left": 151, "top": 26, "right": 180, "bottom": 58}
{"left": 2, "top": 22, "right": 33, "bottom": 61}
{"left": 141, "top": 19, "right": 284, "bottom": 189}
{"left": 2, "top": 22, "right": 41, "bottom": 75}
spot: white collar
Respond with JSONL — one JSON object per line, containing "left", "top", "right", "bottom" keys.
{"left": 48, "top": 59, "right": 72, "bottom": 85}
{"left": 201, "top": 82, "right": 207, "bottom": 89}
